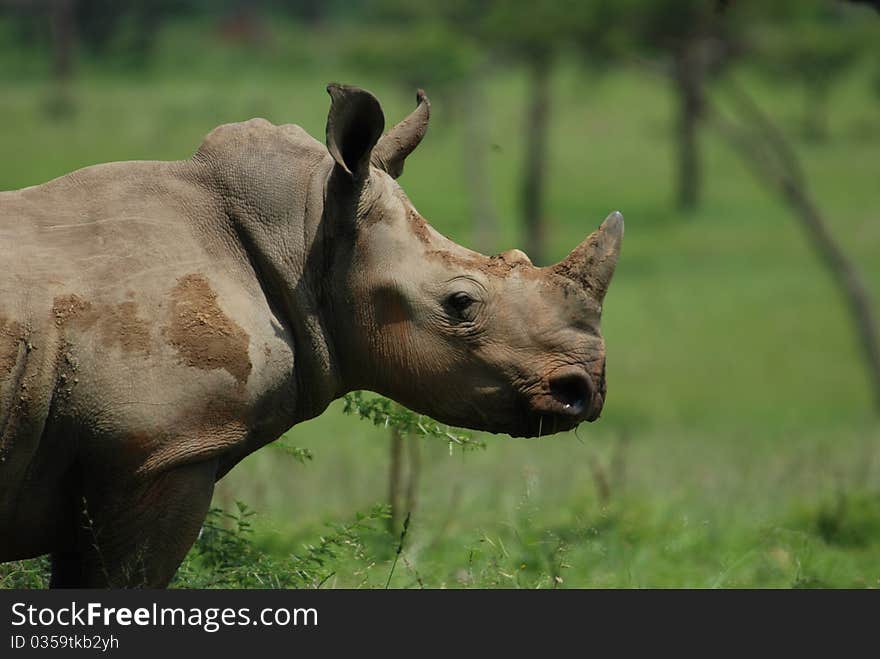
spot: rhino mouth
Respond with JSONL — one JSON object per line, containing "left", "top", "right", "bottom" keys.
{"left": 514, "top": 366, "right": 603, "bottom": 438}
{"left": 406, "top": 366, "right": 603, "bottom": 438}
{"left": 548, "top": 367, "right": 594, "bottom": 416}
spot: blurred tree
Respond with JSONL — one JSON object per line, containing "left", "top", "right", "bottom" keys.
{"left": 387, "top": 426, "right": 420, "bottom": 535}
{"left": 0, "top": 0, "right": 196, "bottom": 74}
{"left": 268, "top": 0, "right": 363, "bottom": 26}
{"left": 710, "top": 81, "right": 880, "bottom": 413}
{"left": 842, "top": 0, "right": 880, "bottom": 14}
{"left": 624, "top": 0, "right": 742, "bottom": 212}
{"left": 750, "top": 0, "right": 870, "bottom": 142}
{"left": 480, "top": 0, "right": 623, "bottom": 264}
{"left": 339, "top": 1, "right": 500, "bottom": 252}
{"left": 440, "top": 0, "right": 502, "bottom": 255}
{"left": 73, "top": 0, "right": 183, "bottom": 66}
{"left": 0, "top": 0, "right": 78, "bottom": 112}
{"left": 49, "top": 0, "right": 74, "bottom": 80}
{"left": 461, "top": 66, "right": 500, "bottom": 255}
{"left": 351, "top": 0, "right": 626, "bottom": 264}
{"left": 479, "top": 0, "right": 565, "bottom": 264}
{"left": 47, "top": 0, "right": 75, "bottom": 115}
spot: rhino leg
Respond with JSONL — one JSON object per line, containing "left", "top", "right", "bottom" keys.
{"left": 53, "top": 458, "right": 218, "bottom": 588}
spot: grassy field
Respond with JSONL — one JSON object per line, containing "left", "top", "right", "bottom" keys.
{"left": 1, "top": 26, "right": 879, "bottom": 587}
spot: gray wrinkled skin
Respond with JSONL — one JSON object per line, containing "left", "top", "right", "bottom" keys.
{"left": 0, "top": 84, "right": 622, "bottom": 587}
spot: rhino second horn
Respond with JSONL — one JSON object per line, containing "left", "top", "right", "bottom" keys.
{"left": 370, "top": 89, "right": 430, "bottom": 179}
{"left": 551, "top": 211, "right": 624, "bottom": 303}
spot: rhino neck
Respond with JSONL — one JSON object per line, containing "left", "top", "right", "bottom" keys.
{"left": 192, "top": 124, "right": 345, "bottom": 425}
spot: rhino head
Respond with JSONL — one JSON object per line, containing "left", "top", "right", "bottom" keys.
{"left": 323, "top": 84, "right": 623, "bottom": 438}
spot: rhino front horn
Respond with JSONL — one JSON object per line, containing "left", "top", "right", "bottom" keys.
{"left": 551, "top": 211, "right": 624, "bottom": 303}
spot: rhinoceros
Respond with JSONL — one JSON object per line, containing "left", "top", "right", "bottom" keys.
{"left": 0, "top": 84, "right": 622, "bottom": 587}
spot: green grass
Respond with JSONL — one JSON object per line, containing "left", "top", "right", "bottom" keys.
{"left": 1, "top": 20, "right": 879, "bottom": 587}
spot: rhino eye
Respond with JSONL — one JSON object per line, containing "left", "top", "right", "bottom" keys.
{"left": 445, "top": 292, "right": 476, "bottom": 320}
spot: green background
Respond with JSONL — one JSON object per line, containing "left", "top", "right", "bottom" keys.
{"left": 1, "top": 6, "right": 878, "bottom": 587}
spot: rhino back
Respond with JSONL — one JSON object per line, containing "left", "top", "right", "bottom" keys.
{"left": 0, "top": 119, "right": 335, "bottom": 558}
{"left": 0, "top": 155, "right": 292, "bottom": 539}
{"left": 1, "top": 160, "right": 220, "bottom": 297}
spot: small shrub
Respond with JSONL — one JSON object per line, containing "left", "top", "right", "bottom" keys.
{"left": 0, "top": 556, "right": 49, "bottom": 588}
{"left": 343, "top": 391, "right": 485, "bottom": 452}
{"left": 174, "top": 502, "right": 391, "bottom": 589}
{"left": 791, "top": 491, "right": 880, "bottom": 549}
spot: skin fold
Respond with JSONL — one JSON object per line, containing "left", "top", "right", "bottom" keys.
{"left": 0, "top": 84, "right": 622, "bottom": 587}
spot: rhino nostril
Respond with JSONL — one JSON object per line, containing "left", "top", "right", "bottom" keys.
{"left": 548, "top": 368, "right": 594, "bottom": 416}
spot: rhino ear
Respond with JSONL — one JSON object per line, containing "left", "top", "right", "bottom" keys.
{"left": 325, "top": 83, "right": 385, "bottom": 180}
{"left": 370, "top": 89, "right": 430, "bottom": 179}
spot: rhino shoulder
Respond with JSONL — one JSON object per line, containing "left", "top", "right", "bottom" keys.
{"left": 193, "top": 118, "right": 327, "bottom": 167}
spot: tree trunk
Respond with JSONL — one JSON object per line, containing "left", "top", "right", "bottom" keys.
{"left": 779, "top": 182, "right": 880, "bottom": 412}
{"left": 388, "top": 428, "right": 421, "bottom": 535}
{"left": 462, "top": 72, "right": 499, "bottom": 254}
{"left": 48, "top": 0, "right": 76, "bottom": 116}
{"left": 803, "top": 81, "right": 830, "bottom": 142}
{"left": 711, "top": 85, "right": 880, "bottom": 414}
{"left": 673, "top": 42, "right": 704, "bottom": 212}
{"left": 388, "top": 427, "right": 403, "bottom": 534}
{"left": 522, "top": 53, "right": 552, "bottom": 265}
{"left": 50, "top": 0, "right": 75, "bottom": 81}
{"left": 404, "top": 436, "right": 421, "bottom": 522}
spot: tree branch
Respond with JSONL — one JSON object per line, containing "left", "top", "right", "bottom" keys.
{"left": 707, "top": 82, "right": 880, "bottom": 413}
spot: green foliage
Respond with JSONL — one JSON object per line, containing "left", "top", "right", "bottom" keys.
{"left": 0, "top": 9, "right": 878, "bottom": 589}
{"left": 743, "top": 0, "right": 874, "bottom": 139}
{"left": 621, "top": 0, "right": 719, "bottom": 46}
{"left": 791, "top": 492, "right": 880, "bottom": 549}
{"left": 339, "top": 22, "right": 478, "bottom": 88}
{"left": 752, "top": 12, "right": 866, "bottom": 92}
{"left": 0, "top": 503, "right": 391, "bottom": 590}
{"left": 173, "top": 502, "right": 391, "bottom": 588}
{"left": 0, "top": 556, "right": 49, "bottom": 589}
{"left": 342, "top": 391, "right": 485, "bottom": 452}
{"left": 273, "top": 441, "right": 314, "bottom": 464}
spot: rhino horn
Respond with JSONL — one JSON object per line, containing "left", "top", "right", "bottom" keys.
{"left": 370, "top": 89, "right": 430, "bottom": 179}
{"left": 551, "top": 211, "right": 624, "bottom": 303}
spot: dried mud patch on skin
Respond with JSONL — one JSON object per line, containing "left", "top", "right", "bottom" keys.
{"left": 408, "top": 208, "right": 432, "bottom": 245}
{"left": 425, "top": 249, "right": 535, "bottom": 278}
{"left": 53, "top": 294, "right": 94, "bottom": 328}
{"left": 0, "top": 315, "right": 25, "bottom": 377}
{"left": 53, "top": 295, "right": 151, "bottom": 355}
{"left": 164, "top": 274, "right": 252, "bottom": 387}
{"left": 404, "top": 206, "right": 531, "bottom": 277}
{"left": 100, "top": 302, "right": 151, "bottom": 355}
{"left": 551, "top": 233, "right": 610, "bottom": 296}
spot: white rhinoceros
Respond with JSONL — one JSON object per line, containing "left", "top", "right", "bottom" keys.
{"left": 0, "top": 84, "right": 622, "bottom": 587}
